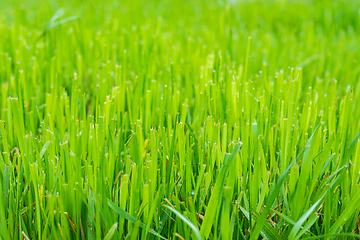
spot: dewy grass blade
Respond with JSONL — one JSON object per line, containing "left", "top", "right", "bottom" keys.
{"left": 103, "top": 222, "right": 118, "bottom": 240}
{"left": 163, "top": 205, "right": 202, "bottom": 240}
{"left": 36, "top": 8, "right": 78, "bottom": 42}
{"left": 200, "top": 143, "right": 241, "bottom": 239}
{"left": 40, "top": 141, "right": 51, "bottom": 160}
{"left": 329, "top": 189, "right": 360, "bottom": 234}
{"left": 301, "top": 233, "right": 360, "bottom": 240}
{"left": 108, "top": 199, "right": 166, "bottom": 240}
{"left": 251, "top": 144, "right": 311, "bottom": 239}
{"left": 239, "top": 206, "right": 282, "bottom": 240}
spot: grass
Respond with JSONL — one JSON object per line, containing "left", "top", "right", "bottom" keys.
{"left": 0, "top": 0, "right": 360, "bottom": 239}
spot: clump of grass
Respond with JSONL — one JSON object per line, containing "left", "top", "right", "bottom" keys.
{"left": 0, "top": 0, "right": 360, "bottom": 239}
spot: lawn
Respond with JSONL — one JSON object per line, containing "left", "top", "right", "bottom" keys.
{"left": 0, "top": 0, "right": 360, "bottom": 239}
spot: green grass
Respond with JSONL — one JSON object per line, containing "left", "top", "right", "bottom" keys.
{"left": 0, "top": 0, "right": 360, "bottom": 239}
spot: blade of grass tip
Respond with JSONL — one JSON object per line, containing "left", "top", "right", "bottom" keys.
{"left": 103, "top": 222, "right": 118, "bottom": 240}
{"left": 163, "top": 205, "right": 202, "bottom": 240}
{"left": 294, "top": 214, "right": 318, "bottom": 240}
{"left": 319, "top": 153, "right": 335, "bottom": 176}
{"left": 49, "top": 8, "right": 66, "bottom": 24}
{"left": 108, "top": 199, "right": 166, "bottom": 240}
{"left": 251, "top": 124, "right": 322, "bottom": 240}
{"left": 35, "top": 8, "right": 65, "bottom": 41}
{"left": 36, "top": 8, "right": 78, "bottom": 42}
{"left": 40, "top": 141, "right": 51, "bottom": 160}
{"left": 200, "top": 143, "right": 241, "bottom": 239}
{"left": 50, "top": 16, "right": 78, "bottom": 29}
{"left": 288, "top": 198, "right": 322, "bottom": 240}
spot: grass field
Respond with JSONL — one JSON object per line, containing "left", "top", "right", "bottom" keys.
{"left": 1, "top": 0, "right": 360, "bottom": 239}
